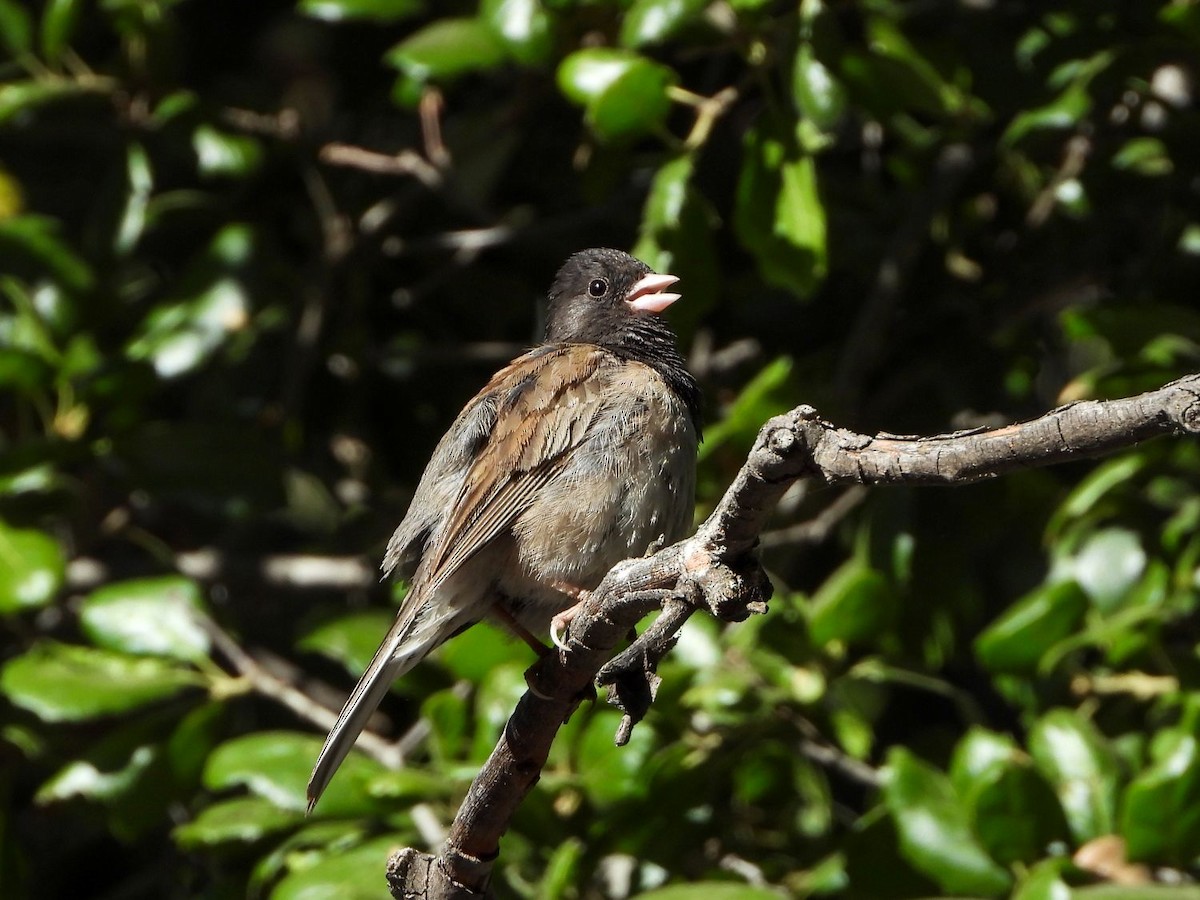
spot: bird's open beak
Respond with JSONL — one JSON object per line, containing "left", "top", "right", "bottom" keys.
{"left": 626, "top": 272, "right": 681, "bottom": 313}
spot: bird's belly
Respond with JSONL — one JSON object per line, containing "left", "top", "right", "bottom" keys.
{"left": 501, "top": 381, "right": 696, "bottom": 630}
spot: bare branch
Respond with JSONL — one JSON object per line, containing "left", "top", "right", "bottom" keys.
{"left": 386, "top": 372, "right": 1200, "bottom": 897}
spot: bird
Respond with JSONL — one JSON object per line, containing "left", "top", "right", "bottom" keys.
{"left": 306, "top": 248, "right": 701, "bottom": 811}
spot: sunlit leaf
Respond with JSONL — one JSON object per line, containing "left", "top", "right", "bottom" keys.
{"left": 299, "top": 0, "right": 422, "bottom": 23}
{"left": 80, "top": 576, "right": 211, "bottom": 662}
{"left": 0, "top": 642, "right": 201, "bottom": 721}
{"left": 0, "top": 521, "right": 64, "bottom": 613}
{"left": 883, "top": 748, "right": 1011, "bottom": 895}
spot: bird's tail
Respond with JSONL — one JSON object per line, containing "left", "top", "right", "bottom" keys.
{"left": 306, "top": 587, "right": 460, "bottom": 812}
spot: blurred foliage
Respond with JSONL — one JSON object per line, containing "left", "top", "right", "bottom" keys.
{"left": 1, "top": 0, "right": 1200, "bottom": 898}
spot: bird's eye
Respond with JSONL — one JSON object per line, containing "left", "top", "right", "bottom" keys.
{"left": 588, "top": 278, "right": 608, "bottom": 298}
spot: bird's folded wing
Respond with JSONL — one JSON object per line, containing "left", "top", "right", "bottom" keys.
{"left": 422, "top": 344, "right": 611, "bottom": 591}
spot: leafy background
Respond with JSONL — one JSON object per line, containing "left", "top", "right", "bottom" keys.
{"left": 2, "top": 0, "right": 1200, "bottom": 897}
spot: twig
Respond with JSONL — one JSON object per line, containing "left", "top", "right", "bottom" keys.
{"left": 201, "top": 614, "right": 408, "bottom": 770}
{"left": 760, "top": 485, "right": 867, "bottom": 550}
{"left": 320, "top": 143, "right": 444, "bottom": 190}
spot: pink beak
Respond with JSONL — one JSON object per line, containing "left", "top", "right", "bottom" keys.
{"left": 626, "top": 272, "right": 681, "bottom": 313}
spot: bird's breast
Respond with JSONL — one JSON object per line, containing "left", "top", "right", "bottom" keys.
{"left": 503, "top": 364, "right": 697, "bottom": 628}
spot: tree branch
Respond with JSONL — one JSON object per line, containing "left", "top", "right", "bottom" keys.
{"left": 386, "top": 373, "right": 1200, "bottom": 898}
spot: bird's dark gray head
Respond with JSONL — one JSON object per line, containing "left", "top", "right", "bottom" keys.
{"left": 543, "top": 248, "right": 701, "bottom": 430}
{"left": 544, "top": 248, "right": 681, "bottom": 348}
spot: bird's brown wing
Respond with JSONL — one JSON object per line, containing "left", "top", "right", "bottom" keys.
{"left": 420, "top": 343, "right": 611, "bottom": 591}
{"left": 308, "top": 344, "right": 615, "bottom": 810}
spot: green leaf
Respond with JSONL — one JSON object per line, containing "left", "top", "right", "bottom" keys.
{"left": 807, "top": 558, "right": 893, "bottom": 646}
{"left": 0, "top": 0, "right": 32, "bottom": 55}
{"left": 204, "top": 731, "right": 388, "bottom": 818}
{"left": 40, "top": 0, "right": 83, "bottom": 63}
{"left": 1120, "top": 728, "right": 1200, "bottom": 863}
{"left": 298, "top": 0, "right": 423, "bottom": 23}
{"left": 271, "top": 835, "right": 409, "bottom": 900}
{"left": 80, "top": 576, "right": 211, "bottom": 662}
{"left": 1003, "top": 51, "right": 1113, "bottom": 145}
{"left": 1012, "top": 858, "right": 1072, "bottom": 900}
{"left": 0, "top": 521, "right": 64, "bottom": 613}
{"left": 556, "top": 49, "right": 677, "bottom": 141}
{"left": 297, "top": 609, "right": 396, "bottom": 677}
{"left": 792, "top": 42, "right": 846, "bottom": 131}
{"left": 698, "top": 356, "right": 793, "bottom": 460}
{"left": 436, "top": 619, "right": 530, "bottom": 684}
{"left": 0, "top": 642, "right": 201, "bottom": 721}
{"left": 1048, "top": 452, "right": 1148, "bottom": 537}
{"left": 0, "top": 80, "right": 98, "bottom": 124}
{"left": 950, "top": 727, "right": 1019, "bottom": 796}
{"left": 0, "top": 214, "right": 94, "bottom": 293}
{"left": 734, "top": 120, "right": 826, "bottom": 298}
{"left": 619, "top": 0, "right": 709, "bottom": 49}
{"left": 1111, "top": 137, "right": 1173, "bottom": 177}
{"left": 125, "top": 224, "right": 255, "bottom": 378}
{"left": 37, "top": 744, "right": 159, "bottom": 804}
{"left": 882, "top": 748, "right": 1011, "bottom": 895}
{"left": 1069, "top": 528, "right": 1146, "bottom": 611}
{"left": 576, "top": 709, "right": 656, "bottom": 807}
{"left": 191, "top": 125, "right": 263, "bottom": 179}
{"left": 638, "top": 885, "right": 783, "bottom": 900}
{"left": 481, "top": 0, "right": 552, "bottom": 64}
{"left": 968, "top": 758, "right": 1070, "bottom": 864}
{"left": 1029, "top": 709, "right": 1119, "bottom": 843}
{"left": 386, "top": 18, "right": 508, "bottom": 87}
{"left": 632, "top": 153, "right": 720, "bottom": 322}
{"left": 974, "top": 580, "right": 1088, "bottom": 673}
{"left": 173, "top": 796, "right": 299, "bottom": 848}
{"left": 113, "top": 142, "right": 154, "bottom": 255}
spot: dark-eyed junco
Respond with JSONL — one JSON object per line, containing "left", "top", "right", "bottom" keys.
{"left": 307, "top": 248, "right": 701, "bottom": 810}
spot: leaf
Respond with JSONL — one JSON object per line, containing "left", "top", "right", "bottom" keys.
{"left": 632, "top": 153, "right": 720, "bottom": 322}
{"left": 297, "top": 609, "right": 396, "bottom": 677}
{"left": 191, "top": 125, "right": 263, "bottom": 179}
{"left": 1120, "top": 729, "right": 1200, "bottom": 863}
{"left": 0, "top": 80, "right": 98, "bottom": 124}
{"left": 557, "top": 48, "right": 677, "bottom": 141}
{"left": 734, "top": 120, "right": 826, "bottom": 298}
{"left": 481, "top": 0, "right": 552, "bottom": 64}
{"left": 40, "top": 0, "right": 84, "bottom": 64}
{"left": 298, "top": 0, "right": 423, "bottom": 23}
{"left": 0, "top": 521, "right": 64, "bottom": 613}
{"left": 37, "top": 744, "right": 159, "bottom": 804}
{"left": 204, "top": 731, "right": 388, "bottom": 818}
{"left": 698, "top": 356, "right": 793, "bottom": 460}
{"left": 638, "top": 885, "right": 783, "bottom": 900}
{"left": 271, "top": 836, "right": 410, "bottom": 900}
{"left": 0, "top": 214, "right": 94, "bottom": 292}
{"left": 575, "top": 709, "right": 657, "bottom": 807}
{"left": 436, "top": 619, "right": 530, "bottom": 684}
{"left": 619, "top": 0, "right": 709, "bottom": 49}
{"left": 1069, "top": 528, "right": 1146, "bottom": 611}
{"left": 1029, "top": 709, "right": 1119, "bottom": 843}
{"left": 0, "top": 0, "right": 32, "bottom": 55}
{"left": 113, "top": 142, "right": 153, "bottom": 255}
{"left": 125, "top": 224, "right": 255, "bottom": 378}
{"left": 882, "top": 748, "right": 1011, "bottom": 895}
{"left": 807, "top": 558, "right": 893, "bottom": 646}
{"left": 386, "top": 18, "right": 508, "bottom": 87}
{"left": 792, "top": 42, "right": 846, "bottom": 131}
{"left": 80, "top": 576, "right": 211, "bottom": 662}
{"left": 1111, "top": 137, "right": 1172, "bottom": 177}
{"left": 974, "top": 580, "right": 1088, "bottom": 673}
{"left": 0, "top": 642, "right": 201, "bottom": 721}
{"left": 173, "top": 796, "right": 299, "bottom": 848}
